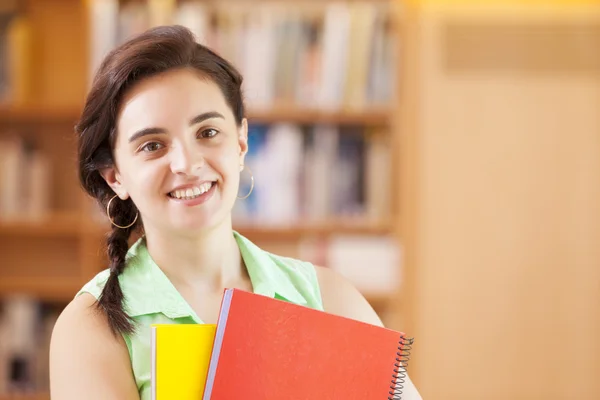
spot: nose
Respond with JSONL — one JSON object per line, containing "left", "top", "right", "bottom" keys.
{"left": 170, "top": 143, "right": 204, "bottom": 175}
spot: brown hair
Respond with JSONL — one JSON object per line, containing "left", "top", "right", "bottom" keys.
{"left": 75, "top": 25, "right": 245, "bottom": 335}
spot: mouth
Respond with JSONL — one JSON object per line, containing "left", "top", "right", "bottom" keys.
{"left": 168, "top": 181, "right": 216, "bottom": 200}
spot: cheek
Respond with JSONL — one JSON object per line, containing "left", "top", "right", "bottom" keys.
{"left": 212, "top": 143, "right": 242, "bottom": 181}
{"left": 212, "top": 153, "right": 241, "bottom": 201}
{"left": 123, "top": 161, "right": 167, "bottom": 198}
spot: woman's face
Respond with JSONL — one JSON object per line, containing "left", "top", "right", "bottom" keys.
{"left": 102, "top": 68, "right": 248, "bottom": 234}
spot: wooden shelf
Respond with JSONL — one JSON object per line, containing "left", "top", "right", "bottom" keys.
{"left": 247, "top": 106, "right": 392, "bottom": 126}
{"left": 0, "top": 394, "right": 49, "bottom": 400}
{"left": 0, "top": 277, "right": 81, "bottom": 303}
{"left": 235, "top": 220, "right": 392, "bottom": 240}
{"left": 0, "top": 212, "right": 83, "bottom": 237}
{"left": 0, "top": 105, "right": 81, "bottom": 126}
{"left": 0, "top": 211, "right": 392, "bottom": 240}
{"left": 0, "top": 105, "right": 391, "bottom": 127}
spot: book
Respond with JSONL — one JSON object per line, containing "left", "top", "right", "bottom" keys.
{"left": 203, "top": 288, "right": 413, "bottom": 400}
{"left": 150, "top": 324, "right": 216, "bottom": 400}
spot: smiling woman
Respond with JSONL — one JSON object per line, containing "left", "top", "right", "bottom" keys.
{"left": 107, "top": 70, "right": 246, "bottom": 234}
{"left": 47, "top": 25, "right": 421, "bottom": 400}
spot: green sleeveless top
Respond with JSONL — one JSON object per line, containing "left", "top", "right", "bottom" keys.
{"left": 77, "top": 230, "right": 324, "bottom": 400}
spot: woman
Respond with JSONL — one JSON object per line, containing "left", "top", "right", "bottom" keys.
{"left": 49, "top": 25, "right": 421, "bottom": 399}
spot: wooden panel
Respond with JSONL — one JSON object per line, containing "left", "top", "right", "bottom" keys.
{"left": 0, "top": 212, "right": 81, "bottom": 236}
{"left": 0, "top": 236, "right": 81, "bottom": 279}
{"left": 0, "top": 105, "right": 81, "bottom": 126}
{"left": 0, "top": 394, "right": 49, "bottom": 400}
{"left": 409, "top": 6, "right": 600, "bottom": 400}
{"left": 414, "top": 0, "right": 600, "bottom": 5}
{"left": 394, "top": 0, "right": 420, "bottom": 335}
{"left": 0, "top": 277, "right": 81, "bottom": 302}
{"left": 26, "top": 0, "right": 88, "bottom": 107}
{"left": 444, "top": 21, "right": 600, "bottom": 73}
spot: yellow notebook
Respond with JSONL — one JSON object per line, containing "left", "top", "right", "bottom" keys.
{"left": 151, "top": 324, "right": 216, "bottom": 400}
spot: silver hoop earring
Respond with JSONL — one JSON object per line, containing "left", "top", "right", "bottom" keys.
{"left": 237, "top": 165, "right": 254, "bottom": 200}
{"left": 107, "top": 195, "right": 138, "bottom": 229}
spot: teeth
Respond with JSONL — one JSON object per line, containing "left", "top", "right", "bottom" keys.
{"left": 201, "top": 182, "right": 212, "bottom": 193}
{"left": 170, "top": 182, "right": 213, "bottom": 200}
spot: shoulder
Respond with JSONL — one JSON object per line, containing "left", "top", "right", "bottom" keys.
{"left": 314, "top": 265, "right": 383, "bottom": 327}
{"left": 51, "top": 293, "right": 120, "bottom": 350}
{"left": 50, "top": 293, "right": 138, "bottom": 399}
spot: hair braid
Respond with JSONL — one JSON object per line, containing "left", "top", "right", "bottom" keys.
{"left": 96, "top": 198, "right": 138, "bottom": 335}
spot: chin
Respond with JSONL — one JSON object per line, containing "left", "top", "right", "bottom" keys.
{"left": 170, "top": 211, "right": 223, "bottom": 234}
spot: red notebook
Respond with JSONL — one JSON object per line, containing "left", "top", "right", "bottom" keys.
{"left": 202, "top": 288, "right": 413, "bottom": 400}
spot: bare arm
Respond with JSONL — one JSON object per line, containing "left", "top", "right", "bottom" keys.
{"left": 49, "top": 293, "right": 140, "bottom": 400}
{"left": 315, "top": 266, "right": 422, "bottom": 400}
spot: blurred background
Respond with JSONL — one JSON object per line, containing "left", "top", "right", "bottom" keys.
{"left": 0, "top": 0, "right": 599, "bottom": 399}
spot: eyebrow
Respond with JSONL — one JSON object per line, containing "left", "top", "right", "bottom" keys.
{"left": 189, "top": 111, "right": 225, "bottom": 126}
{"left": 127, "top": 111, "right": 226, "bottom": 143}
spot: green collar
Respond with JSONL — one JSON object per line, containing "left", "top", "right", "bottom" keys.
{"left": 119, "top": 231, "right": 308, "bottom": 323}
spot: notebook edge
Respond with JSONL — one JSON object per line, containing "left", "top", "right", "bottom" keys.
{"left": 151, "top": 325, "right": 157, "bottom": 400}
{"left": 202, "top": 288, "right": 234, "bottom": 400}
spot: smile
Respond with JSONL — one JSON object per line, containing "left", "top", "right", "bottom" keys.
{"left": 168, "top": 182, "right": 215, "bottom": 200}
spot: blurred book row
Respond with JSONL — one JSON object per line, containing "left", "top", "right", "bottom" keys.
{"left": 0, "top": 121, "right": 395, "bottom": 227}
{"left": 0, "top": 296, "right": 58, "bottom": 395}
{"left": 0, "top": 134, "right": 50, "bottom": 220}
{"left": 233, "top": 123, "right": 391, "bottom": 225}
{"left": 299, "top": 234, "right": 402, "bottom": 297}
{"left": 90, "top": 0, "right": 398, "bottom": 110}
{"left": 1, "top": 126, "right": 389, "bottom": 226}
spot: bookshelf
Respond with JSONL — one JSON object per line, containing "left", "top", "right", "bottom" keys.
{"left": 0, "top": 107, "right": 81, "bottom": 127}
{"left": 0, "top": 105, "right": 393, "bottom": 127}
{"left": 0, "top": 394, "right": 49, "bottom": 400}
{"left": 247, "top": 107, "right": 392, "bottom": 126}
{"left": 0, "top": 0, "right": 406, "bottom": 395}
{"left": 0, "top": 278, "right": 82, "bottom": 304}
{"left": 0, "top": 211, "right": 392, "bottom": 238}
{"left": 0, "top": 212, "right": 82, "bottom": 237}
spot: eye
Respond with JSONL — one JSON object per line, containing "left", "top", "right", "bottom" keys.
{"left": 139, "top": 141, "right": 164, "bottom": 153}
{"left": 198, "top": 128, "right": 219, "bottom": 139}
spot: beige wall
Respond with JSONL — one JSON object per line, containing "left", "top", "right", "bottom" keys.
{"left": 403, "top": 4, "right": 600, "bottom": 399}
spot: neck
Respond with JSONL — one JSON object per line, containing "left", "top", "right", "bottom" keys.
{"left": 143, "top": 219, "right": 244, "bottom": 293}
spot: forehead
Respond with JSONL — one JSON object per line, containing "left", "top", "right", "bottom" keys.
{"left": 117, "top": 68, "right": 231, "bottom": 132}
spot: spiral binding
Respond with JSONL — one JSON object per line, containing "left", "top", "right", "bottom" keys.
{"left": 388, "top": 334, "right": 414, "bottom": 400}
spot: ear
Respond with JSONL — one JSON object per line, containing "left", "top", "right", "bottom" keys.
{"left": 99, "top": 167, "right": 129, "bottom": 200}
{"left": 238, "top": 118, "right": 249, "bottom": 169}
